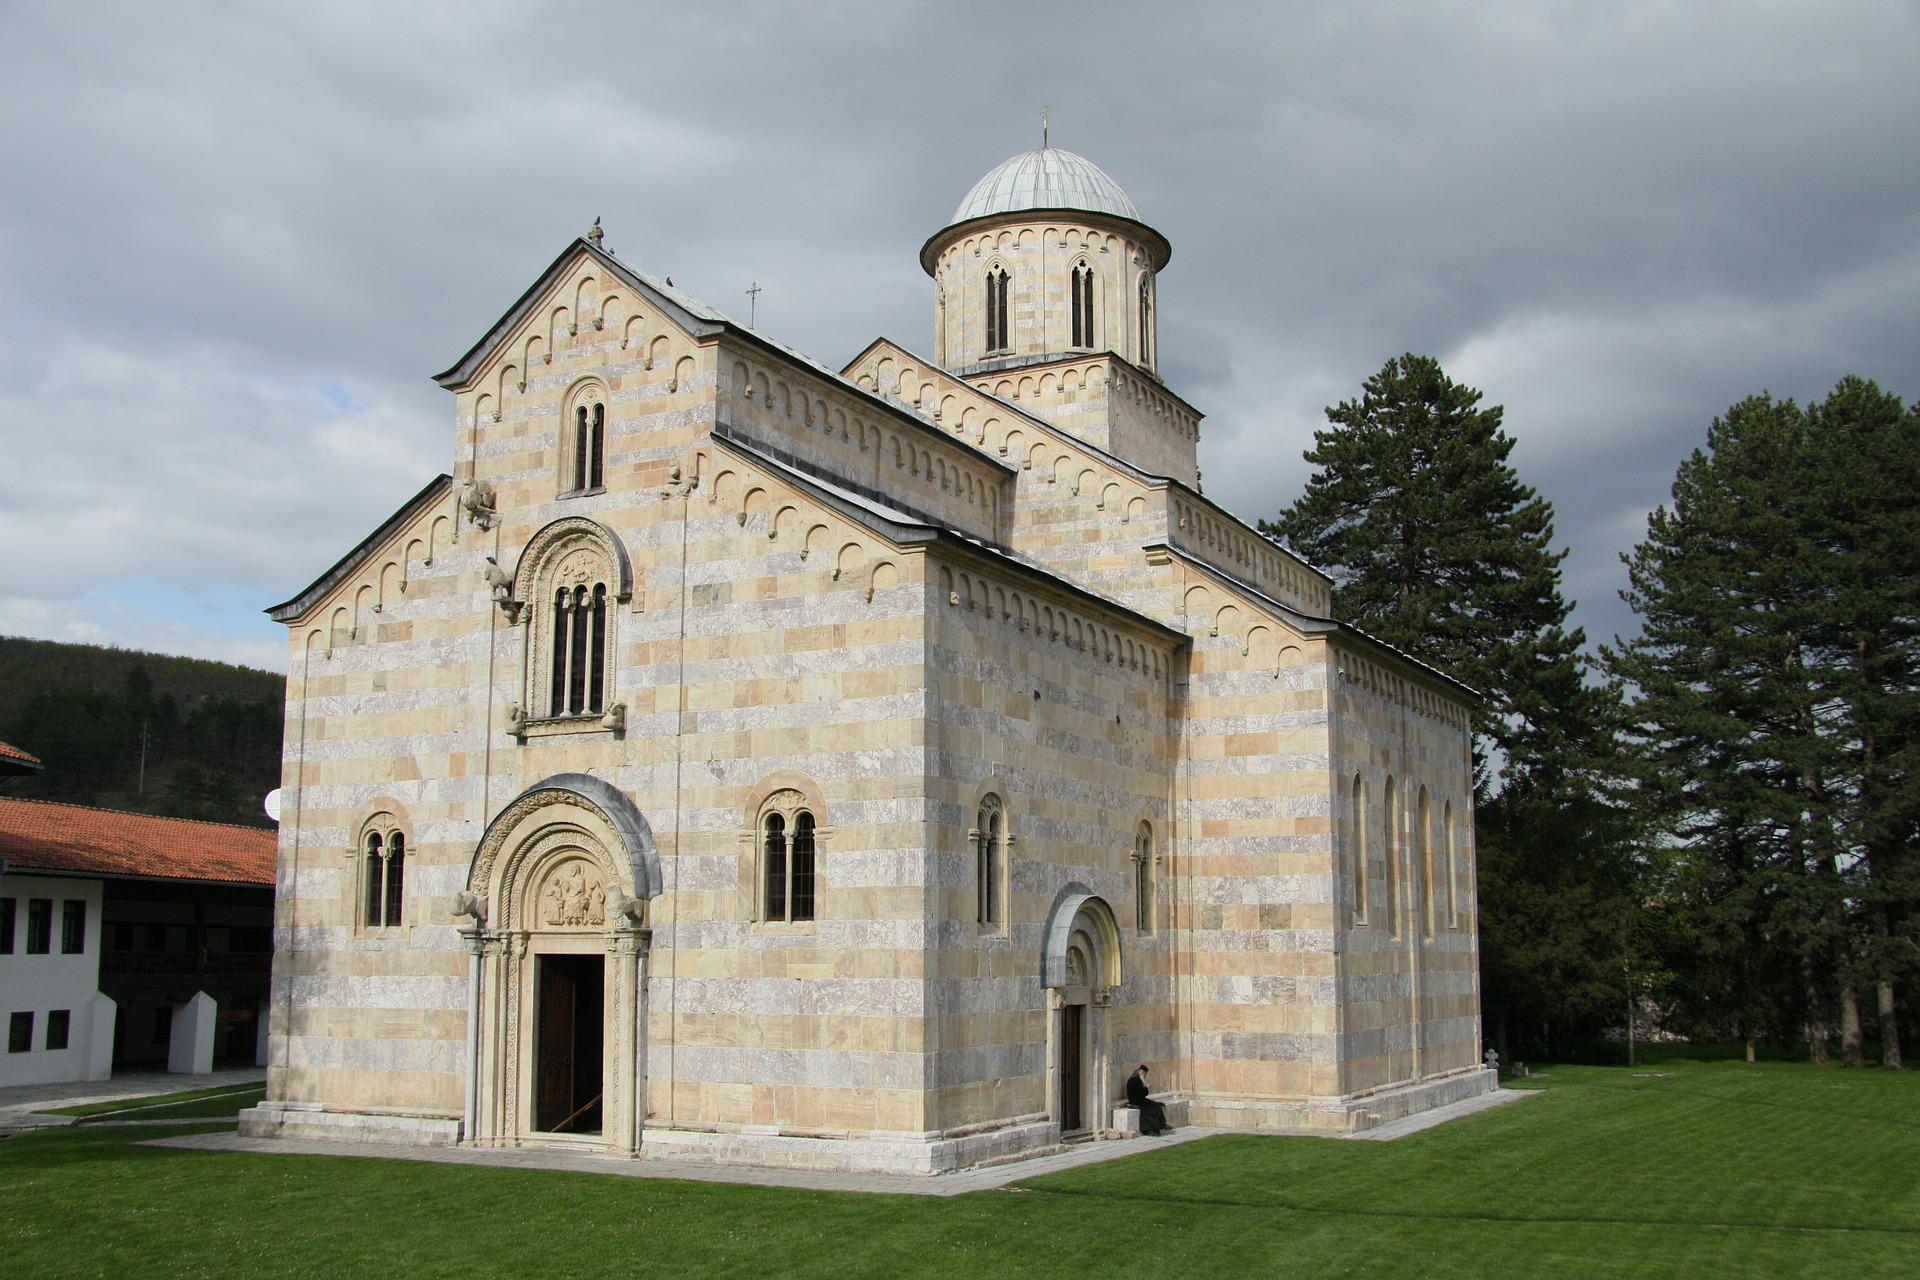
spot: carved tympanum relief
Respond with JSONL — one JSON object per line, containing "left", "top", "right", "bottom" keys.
{"left": 540, "top": 858, "right": 607, "bottom": 927}
{"left": 553, "top": 545, "right": 607, "bottom": 589}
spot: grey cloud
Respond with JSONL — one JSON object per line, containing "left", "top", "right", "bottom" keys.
{"left": 2, "top": 1, "right": 1915, "bottom": 669}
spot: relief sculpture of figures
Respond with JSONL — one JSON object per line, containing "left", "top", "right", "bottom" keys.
{"left": 542, "top": 861, "right": 606, "bottom": 927}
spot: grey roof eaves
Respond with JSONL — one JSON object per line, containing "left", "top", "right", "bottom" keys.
{"left": 265, "top": 474, "right": 453, "bottom": 624}
{"left": 713, "top": 425, "right": 1183, "bottom": 644}
{"left": 852, "top": 337, "right": 1331, "bottom": 588}
{"left": 1147, "top": 539, "right": 1480, "bottom": 703}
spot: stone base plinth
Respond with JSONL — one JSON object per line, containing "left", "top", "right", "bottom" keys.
{"left": 638, "top": 1119, "right": 1059, "bottom": 1176}
{"left": 1190, "top": 1067, "right": 1498, "bottom": 1135}
{"left": 237, "top": 1101, "right": 462, "bottom": 1146}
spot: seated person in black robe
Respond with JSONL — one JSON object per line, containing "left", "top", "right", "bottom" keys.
{"left": 1125, "top": 1064, "right": 1170, "bottom": 1134}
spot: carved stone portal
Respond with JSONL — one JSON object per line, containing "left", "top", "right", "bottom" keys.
{"left": 539, "top": 858, "right": 607, "bottom": 927}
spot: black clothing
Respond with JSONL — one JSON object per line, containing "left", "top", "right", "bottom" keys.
{"left": 1125, "top": 1073, "right": 1169, "bottom": 1134}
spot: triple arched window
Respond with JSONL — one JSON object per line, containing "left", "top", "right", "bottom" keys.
{"left": 570, "top": 401, "right": 605, "bottom": 493}
{"left": 513, "top": 518, "right": 628, "bottom": 733}
{"left": 974, "top": 794, "right": 1007, "bottom": 929}
{"left": 358, "top": 815, "right": 408, "bottom": 930}
{"left": 548, "top": 580, "right": 608, "bottom": 717}
{"left": 758, "top": 791, "right": 817, "bottom": 923}
{"left": 984, "top": 266, "right": 1010, "bottom": 354}
{"left": 1070, "top": 262, "right": 1095, "bottom": 349}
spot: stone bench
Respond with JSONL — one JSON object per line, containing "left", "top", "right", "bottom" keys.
{"left": 1111, "top": 1097, "right": 1190, "bottom": 1137}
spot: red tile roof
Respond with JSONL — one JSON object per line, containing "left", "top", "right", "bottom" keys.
{"left": 0, "top": 739, "right": 42, "bottom": 772}
{"left": 0, "top": 797, "right": 275, "bottom": 886}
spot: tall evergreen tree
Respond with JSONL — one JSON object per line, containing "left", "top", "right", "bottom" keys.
{"left": 1261, "top": 353, "right": 1598, "bottom": 788}
{"left": 1606, "top": 381, "right": 1918, "bottom": 1064}
{"left": 1806, "top": 378, "right": 1919, "bottom": 1066}
{"left": 1266, "top": 354, "right": 1628, "bottom": 1058}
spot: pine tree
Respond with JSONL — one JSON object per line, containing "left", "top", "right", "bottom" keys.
{"left": 1261, "top": 353, "right": 1597, "bottom": 787}
{"left": 1806, "top": 378, "right": 1919, "bottom": 1066}
{"left": 1265, "top": 353, "right": 1626, "bottom": 1058}
{"left": 1606, "top": 382, "right": 1918, "bottom": 1063}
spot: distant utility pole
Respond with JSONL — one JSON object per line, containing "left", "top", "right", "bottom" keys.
{"left": 138, "top": 720, "right": 150, "bottom": 795}
{"left": 746, "top": 281, "right": 762, "bottom": 327}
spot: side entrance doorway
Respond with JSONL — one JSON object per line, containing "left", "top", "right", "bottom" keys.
{"left": 1060, "top": 1003, "right": 1085, "bottom": 1133}
{"left": 535, "top": 954, "right": 604, "bottom": 1135}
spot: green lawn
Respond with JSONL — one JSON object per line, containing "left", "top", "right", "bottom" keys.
{"left": 1, "top": 1060, "right": 1913, "bottom": 1278}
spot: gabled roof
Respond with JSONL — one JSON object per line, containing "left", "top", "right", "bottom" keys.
{"left": 430, "top": 239, "right": 1014, "bottom": 476}
{"left": 846, "top": 337, "right": 1332, "bottom": 590}
{"left": 712, "top": 424, "right": 1182, "bottom": 643}
{"left": 0, "top": 797, "right": 277, "bottom": 887}
{"left": 846, "top": 336, "right": 1167, "bottom": 486}
{"left": 0, "top": 739, "right": 42, "bottom": 776}
{"left": 432, "top": 238, "right": 732, "bottom": 390}
{"left": 266, "top": 474, "right": 452, "bottom": 624}
{"left": 1151, "top": 540, "right": 1479, "bottom": 702}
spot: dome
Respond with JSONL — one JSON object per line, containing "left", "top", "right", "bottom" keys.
{"left": 949, "top": 146, "right": 1143, "bottom": 226}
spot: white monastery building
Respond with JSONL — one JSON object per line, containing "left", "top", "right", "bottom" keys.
{"left": 240, "top": 143, "right": 1495, "bottom": 1172}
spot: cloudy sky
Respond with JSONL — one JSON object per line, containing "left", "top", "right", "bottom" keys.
{"left": 3, "top": 1, "right": 1915, "bottom": 672}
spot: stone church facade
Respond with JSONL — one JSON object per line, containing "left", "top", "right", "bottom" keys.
{"left": 239, "top": 145, "right": 1494, "bottom": 1173}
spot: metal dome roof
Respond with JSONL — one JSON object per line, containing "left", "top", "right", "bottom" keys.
{"left": 949, "top": 146, "right": 1142, "bottom": 225}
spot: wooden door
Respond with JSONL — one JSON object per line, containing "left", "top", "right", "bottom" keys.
{"left": 1061, "top": 1004, "right": 1084, "bottom": 1132}
{"left": 536, "top": 957, "right": 576, "bottom": 1132}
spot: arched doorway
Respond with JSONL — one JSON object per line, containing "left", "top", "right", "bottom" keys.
{"left": 1041, "top": 887, "right": 1122, "bottom": 1139}
{"left": 456, "top": 774, "right": 660, "bottom": 1153}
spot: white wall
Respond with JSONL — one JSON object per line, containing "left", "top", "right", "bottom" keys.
{"left": 0, "top": 873, "right": 108, "bottom": 1088}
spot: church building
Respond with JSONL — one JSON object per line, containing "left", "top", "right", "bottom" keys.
{"left": 239, "top": 143, "right": 1494, "bottom": 1173}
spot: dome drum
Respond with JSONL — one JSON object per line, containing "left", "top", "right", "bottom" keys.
{"left": 920, "top": 146, "right": 1170, "bottom": 275}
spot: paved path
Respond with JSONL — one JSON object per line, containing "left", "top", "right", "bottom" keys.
{"left": 0, "top": 1067, "right": 265, "bottom": 1135}
{"left": 1348, "top": 1084, "right": 1537, "bottom": 1140}
{"left": 146, "top": 1088, "right": 1533, "bottom": 1197}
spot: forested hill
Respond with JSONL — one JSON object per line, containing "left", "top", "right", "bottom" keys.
{"left": 0, "top": 636, "right": 283, "bottom": 828}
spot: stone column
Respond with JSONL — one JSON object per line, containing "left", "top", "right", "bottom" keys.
{"left": 461, "top": 927, "right": 488, "bottom": 1143}
{"left": 607, "top": 927, "right": 649, "bottom": 1156}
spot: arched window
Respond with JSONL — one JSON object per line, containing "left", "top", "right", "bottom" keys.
{"left": 757, "top": 788, "right": 819, "bottom": 923}
{"left": 548, "top": 582, "right": 608, "bottom": 717}
{"left": 763, "top": 812, "right": 786, "bottom": 920}
{"left": 570, "top": 401, "right": 605, "bottom": 493}
{"left": 1138, "top": 277, "right": 1153, "bottom": 368}
{"left": 1071, "top": 262, "right": 1095, "bottom": 348}
{"left": 1351, "top": 774, "right": 1369, "bottom": 927}
{"left": 516, "top": 518, "right": 626, "bottom": 730}
{"left": 974, "top": 795, "right": 1005, "bottom": 928}
{"left": 1444, "top": 800, "right": 1457, "bottom": 928}
{"left": 384, "top": 832, "right": 406, "bottom": 927}
{"left": 1383, "top": 776, "right": 1399, "bottom": 937}
{"left": 1132, "top": 821, "right": 1154, "bottom": 934}
{"left": 985, "top": 266, "right": 1010, "bottom": 354}
{"left": 791, "top": 811, "right": 817, "bottom": 922}
{"left": 358, "top": 815, "right": 408, "bottom": 930}
{"left": 363, "top": 832, "right": 384, "bottom": 927}
{"left": 1417, "top": 787, "right": 1434, "bottom": 939}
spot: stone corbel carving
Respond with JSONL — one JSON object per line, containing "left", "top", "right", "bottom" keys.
{"left": 483, "top": 559, "right": 520, "bottom": 621}
{"left": 451, "top": 890, "right": 488, "bottom": 925}
{"left": 601, "top": 702, "right": 627, "bottom": 732}
{"left": 506, "top": 702, "right": 528, "bottom": 741}
{"left": 605, "top": 883, "right": 646, "bottom": 927}
{"left": 460, "top": 480, "right": 498, "bottom": 530}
